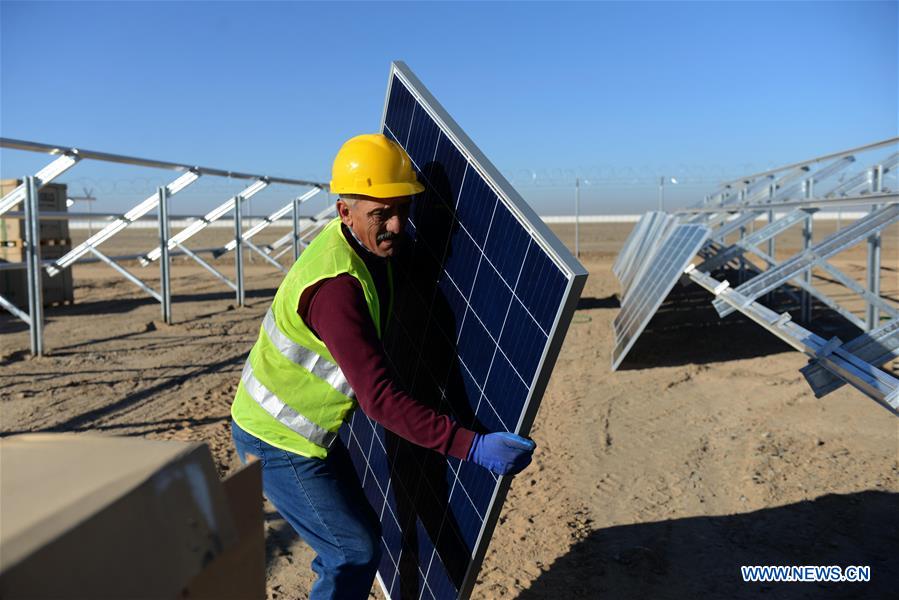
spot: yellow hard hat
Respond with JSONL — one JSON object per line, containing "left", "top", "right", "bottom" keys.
{"left": 330, "top": 133, "right": 425, "bottom": 199}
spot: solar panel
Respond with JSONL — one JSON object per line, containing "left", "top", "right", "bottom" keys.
{"left": 617, "top": 212, "right": 675, "bottom": 299}
{"left": 612, "top": 223, "right": 710, "bottom": 370}
{"left": 337, "top": 62, "right": 587, "bottom": 600}
{"left": 613, "top": 211, "right": 658, "bottom": 279}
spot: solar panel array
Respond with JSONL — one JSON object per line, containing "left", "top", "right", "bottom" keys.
{"left": 611, "top": 223, "right": 710, "bottom": 370}
{"left": 337, "top": 62, "right": 587, "bottom": 600}
{"left": 610, "top": 138, "right": 899, "bottom": 412}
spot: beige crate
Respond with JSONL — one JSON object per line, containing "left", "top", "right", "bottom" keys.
{"left": 0, "top": 244, "right": 75, "bottom": 309}
{"left": 0, "top": 268, "right": 74, "bottom": 310}
{"left": 0, "top": 179, "right": 70, "bottom": 243}
{"left": 0, "top": 435, "right": 262, "bottom": 599}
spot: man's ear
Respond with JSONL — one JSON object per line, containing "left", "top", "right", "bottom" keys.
{"left": 336, "top": 199, "right": 353, "bottom": 227}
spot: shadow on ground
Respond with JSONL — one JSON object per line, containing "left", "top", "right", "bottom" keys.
{"left": 578, "top": 295, "right": 620, "bottom": 310}
{"left": 0, "top": 351, "right": 244, "bottom": 437}
{"left": 60, "top": 287, "right": 278, "bottom": 317}
{"left": 518, "top": 490, "right": 896, "bottom": 600}
{"left": 0, "top": 287, "right": 278, "bottom": 335}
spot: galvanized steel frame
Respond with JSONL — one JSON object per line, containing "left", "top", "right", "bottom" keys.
{"left": 0, "top": 137, "right": 328, "bottom": 355}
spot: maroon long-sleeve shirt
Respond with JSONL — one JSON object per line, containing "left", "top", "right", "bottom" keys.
{"left": 297, "top": 224, "right": 476, "bottom": 460}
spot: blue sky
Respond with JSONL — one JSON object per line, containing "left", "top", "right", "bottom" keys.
{"left": 1, "top": 1, "right": 896, "bottom": 215}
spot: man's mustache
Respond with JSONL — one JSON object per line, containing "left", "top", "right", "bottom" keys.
{"left": 377, "top": 232, "right": 401, "bottom": 243}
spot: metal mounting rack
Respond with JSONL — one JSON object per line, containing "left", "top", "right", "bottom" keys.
{"left": 0, "top": 137, "right": 333, "bottom": 356}
{"left": 612, "top": 137, "right": 899, "bottom": 416}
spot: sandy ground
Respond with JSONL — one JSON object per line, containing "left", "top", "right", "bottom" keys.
{"left": 1, "top": 221, "right": 897, "bottom": 599}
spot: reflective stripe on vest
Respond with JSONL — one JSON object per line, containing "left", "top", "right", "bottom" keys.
{"left": 240, "top": 361, "right": 337, "bottom": 448}
{"left": 261, "top": 310, "right": 355, "bottom": 398}
{"left": 240, "top": 309, "right": 357, "bottom": 448}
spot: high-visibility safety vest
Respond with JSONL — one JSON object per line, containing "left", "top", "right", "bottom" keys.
{"left": 231, "top": 217, "right": 390, "bottom": 458}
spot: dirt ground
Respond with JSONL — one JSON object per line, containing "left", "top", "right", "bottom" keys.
{"left": 1, "top": 221, "right": 897, "bottom": 599}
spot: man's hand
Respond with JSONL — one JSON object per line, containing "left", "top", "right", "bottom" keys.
{"left": 467, "top": 432, "right": 536, "bottom": 476}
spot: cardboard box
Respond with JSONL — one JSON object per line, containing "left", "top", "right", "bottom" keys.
{"left": 0, "top": 245, "right": 75, "bottom": 309}
{"left": 182, "top": 457, "right": 266, "bottom": 600}
{"left": 0, "top": 262, "right": 75, "bottom": 309}
{"left": 0, "top": 434, "right": 264, "bottom": 599}
{"left": 0, "top": 178, "right": 70, "bottom": 243}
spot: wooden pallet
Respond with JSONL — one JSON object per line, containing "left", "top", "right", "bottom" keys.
{"left": 0, "top": 238, "right": 72, "bottom": 248}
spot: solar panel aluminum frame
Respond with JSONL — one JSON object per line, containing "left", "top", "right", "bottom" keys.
{"left": 376, "top": 61, "right": 588, "bottom": 600}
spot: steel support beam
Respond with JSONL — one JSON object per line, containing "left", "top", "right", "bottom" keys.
{"left": 234, "top": 195, "right": 245, "bottom": 307}
{"left": 0, "top": 292, "right": 30, "bottom": 322}
{"left": 713, "top": 138, "right": 898, "bottom": 191}
{"left": 244, "top": 239, "right": 287, "bottom": 272}
{"left": 801, "top": 179, "right": 814, "bottom": 322}
{"left": 0, "top": 137, "right": 327, "bottom": 189}
{"left": 158, "top": 187, "right": 172, "bottom": 324}
{"left": 87, "top": 247, "right": 162, "bottom": 302}
{"left": 698, "top": 209, "right": 812, "bottom": 273}
{"left": 825, "top": 153, "right": 897, "bottom": 199}
{"left": 711, "top": 210, "right": 762, "bottom": 242}
{"left": 175, "top": 243, "right": 237, "bottom": 292}
{"left": 676, "top": 192, "right": 897, "bottom": 214}
{"left": 23, "top": 177, "right": 44, "bottom": 355}
{"left": 867, "top": 165, "right": 883, "bottom": 330}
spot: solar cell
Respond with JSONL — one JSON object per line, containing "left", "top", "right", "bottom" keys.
{"left": 338, "top": 62, "right": 587, "bottom": 600}
{"left": 612, "top": 223, "right": 710, "bottom": 370}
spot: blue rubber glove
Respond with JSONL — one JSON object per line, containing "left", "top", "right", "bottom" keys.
{"left": 467, "top": 432, "right": 536, "bottom": 476}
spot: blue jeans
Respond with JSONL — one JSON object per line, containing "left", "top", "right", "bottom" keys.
{"left": 231, "top": 421, "right": 381, "bottom": 600}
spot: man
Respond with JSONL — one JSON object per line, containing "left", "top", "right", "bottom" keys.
{"left": 230, "top": 134, "right": 535, "bottom": 599}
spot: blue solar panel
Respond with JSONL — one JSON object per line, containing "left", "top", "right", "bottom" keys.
{"left": 339, "top": 62, "right": 587, "bottom": 600}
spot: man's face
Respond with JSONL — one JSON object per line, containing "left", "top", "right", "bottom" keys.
{"left": 337, "top": 196, "right": 411, "bottom": 258}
